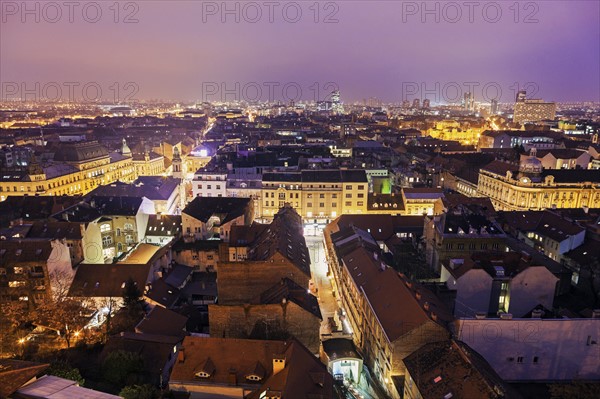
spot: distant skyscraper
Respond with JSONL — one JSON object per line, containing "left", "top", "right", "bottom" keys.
{"left": 516, "top": 90, "right": 527, "bottom": 103}
{"left": 463, "top": 92, "right": 474, "bottom": 111}
{"left": 402, "top": 100, "right": 410, "bottom": 109}
{"left": 422, "top": 99, "right": 430, "bottom": 109}
{"left": 490, "top": 99, "right": 498, "bottom": 115}
{"left": 331, "top": 90, "right": 343, "bottom": 114}
{"left": 412, "top": 98, "right": 420, "bottom": 109}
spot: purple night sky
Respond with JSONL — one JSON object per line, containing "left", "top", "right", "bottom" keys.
{"left": 1, "top": 1, "right": 599, "bottom": 103}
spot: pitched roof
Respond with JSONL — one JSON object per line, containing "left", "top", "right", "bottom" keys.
{"left": 0, "top": 359, "right": 49, "bottom": 398}
{"left": 68, "top": 263, "right": 151, "bottom": 297}
{"left": 246, "top": 205, "right": 311, "bottom": 276}
{"left": 88, "top": 176, "right": 180, "bottom": 201}
{"left": 182, "top": 197, "right": 251, "bottom": 224}
{"left": 145, "top": 214, "right": 181, "bottom": 237}
{"left": 403, "top": 340, "right": 518, "bottom": 399}
{"left": 135, "top": 306, "right": 188, "bottom": 338}
{"left": 170, "top": 337, "right": 288, "bottom": 384}
{"left": 15, "top": 374, "right": 120, "bottom": 399}
{"left": 259, "top": 278, "right": 322, "bottom": 319}
{"left": 25, "top": 221, "right": 83, "bottom": 240}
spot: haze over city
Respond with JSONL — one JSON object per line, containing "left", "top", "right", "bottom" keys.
{"left": 2, "top": 1, "right": 599, "bottom": 102}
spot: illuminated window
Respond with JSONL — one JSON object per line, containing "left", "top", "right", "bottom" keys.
{"left": 100, "top": 224, "right": 110, "bottom": 233}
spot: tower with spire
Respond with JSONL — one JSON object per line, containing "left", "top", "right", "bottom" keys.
{"left": 172, "top": 146, "right": 183, "bottom": 179}
{"left": 121, "top": 138, "right": 132, "bottom": 156}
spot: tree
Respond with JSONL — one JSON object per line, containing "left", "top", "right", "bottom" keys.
{"left": 46, "top": 362, "right": 85, "bottom": 386}
{"left": 120, "top": 384, "right": 158, "bottom": 399}
{"left": 123, "top": 278, "right": 142, "bottom": 307}
{"left": 102, "top": 350, "right": 144, "bottom": 387}
{"left": 33, "top": 271, "right": 91, "bottom": 348}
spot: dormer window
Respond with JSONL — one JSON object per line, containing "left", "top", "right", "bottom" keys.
{"left": 246, "top": 374, "right": 262, "bottom": 381}
{"left": 195, "top": 357, "right": 216, "bottom": 379}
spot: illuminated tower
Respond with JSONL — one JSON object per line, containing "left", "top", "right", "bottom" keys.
{"left": 172, "top": 146, "right": 183, "bottom": 179}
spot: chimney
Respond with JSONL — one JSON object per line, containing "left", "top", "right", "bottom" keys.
{"left": 475, "top": 312, "right": 486, "bottom": 320}
{"left": 532, "top": 309, "right": 544, "bottom": 318}
{"left": 500, "top": 313, "right": 513, "bottom": 320}
{"left": 177, "top": 348, "right": 185, "bottom": 363}
{"left": 273, "top": 355, "right": 286, "bottom": 375}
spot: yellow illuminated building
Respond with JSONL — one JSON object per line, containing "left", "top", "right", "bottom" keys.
{"left": 0, "top": 141, "right": 136, "bottom": 201}
{"left": 477, "top": 159, "right": 600, "bottom": 211}
{"left": 261, "top": 170, "right": 369, "bottom": 222}
{"left": 426, "top": 120, "right": 483, "bottom": 145}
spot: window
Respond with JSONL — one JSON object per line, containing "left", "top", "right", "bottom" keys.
{"left": 469, "top": 243, "right": 475, "bottom": 250}
{"left": 207, "top": 185, "right": 212, "bottom": 189}
{"left": 345, "top": 193, "right": 352, "bottom": 198}
{"left": 307, "top": 194, "right": 313, "bottom": 199}
{"left": 116, "top": 228, "right": 121, "bottom": 236}
{"left": 480, "top": 243, "right": 488, "bottom": 250}
{"left": 346, "top": 185, "right": 352, "bottom": 190}
{"left": 307, "top": 203, "right": 313, "bottom": 207}
{"left": 357, "top": 193, "right": 364, "bottom": 198}
{"left": 332, "top": 202, "right": 337, "bottom": 207}
{"left": 357, "top": 201, "right": 364, "bottom": 206}
{"left": 126, "top": 235, "right": 134, "bottom": 244}
{"left": 216, "top": 185, "right": 221, "bottom": 189}
{"left": 124, "top": 223, "right": 133, "bottom": 231}
{"left": 533, "top": 356, "right": 539, "bottom": 364}
{"left": 332, "top": 194, "right": 337, "bottom": 198}
{"left": 446, "top": 243, "right": 453, "bottom": 250}
{"left": 492, "top": 243, "right": 499, "bottom": 250}
{"left": 102, "top": 235, "right": 113, "bottom": 246}
{"left": 457, "top": 244, "right": 464, "bottom": 250}
{"left": 9, "top": 281, "right": 25, "bottom": 288}
{"left": 319, "top": 194, "right": 325, "bottom": 198}
{"left": 358, "top": 185, "right": 364, "bottom": 190}
{"left": 517, "top": 357, "right": 524, "bottom": 364}
{"left": 345, "top": 201, "right": 352, "bottom": 207}
{"left": 100, "top": 224, "right": 111, "bottom": 233}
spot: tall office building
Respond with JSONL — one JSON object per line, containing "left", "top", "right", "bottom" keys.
{"left": 490, "top": 99, "right": 498, "bottom": 115}
{"left": 412, "top": 98, "right": 420, "bottom": 109}
{"left": 463, "top": 92, "right": 474, "bottom": 111}
{"left": 422, "top": 99, "right": 431, "bottom": 109}
{"left": 516, "top": 90, "right": 527, "bottom": 103}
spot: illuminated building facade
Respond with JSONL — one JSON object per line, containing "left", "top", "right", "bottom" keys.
{"left": 261, "top": 169, "right": 369, "bottom": 222}
{"left": 0, "top": 141, "right": 136, "bottom": 201}
{"left": 476, "top": 159, "right": 600, "bottom": 211}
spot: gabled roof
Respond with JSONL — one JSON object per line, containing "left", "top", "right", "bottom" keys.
{"left": 68, "top": 263, "right": 151, "bottom": 297}
{"left": 182, "top": 197, "right": 251, "bottom": 224}
{"left": 135, "top": 306, "right": 188, "bottom": 338}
